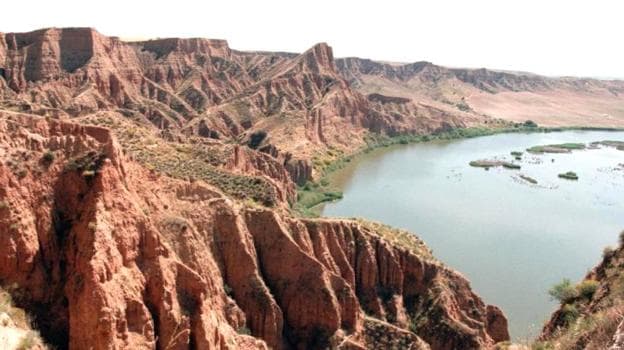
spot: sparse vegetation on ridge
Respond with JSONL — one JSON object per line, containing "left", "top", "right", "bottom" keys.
{"left": 355, "top": 219, "right": 434, "bottom": 259}
{"left": 80, "top": 114, "right": 280, "bottom": 206}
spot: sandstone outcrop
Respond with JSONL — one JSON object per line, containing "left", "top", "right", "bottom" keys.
{"left": 0, "top": 28, "right": 500, "bottom": 185}
{"left": 0, "top": 113, "right": 508, "bottom": 349}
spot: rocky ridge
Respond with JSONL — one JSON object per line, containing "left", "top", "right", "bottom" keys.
{"left": 0, "top": 27, "right": 492, "bottom": 185}
{"left": 0, "top": 113, "right": 508, "bottom": 349}
{"left": 335, "top": 57, "right": 624, "bottom": 129}
{"left": 8, "top": 26, "right": 624, "bottom": 349}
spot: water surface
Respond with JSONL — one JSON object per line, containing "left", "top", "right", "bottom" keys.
{"left": 321, "top": 130, "right": 624, "bottom": 340}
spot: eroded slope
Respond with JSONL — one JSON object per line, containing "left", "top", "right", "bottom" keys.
{"left": 0, "top": 113, "right": 508, "bottom": 349}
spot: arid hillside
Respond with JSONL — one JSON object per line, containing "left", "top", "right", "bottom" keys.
{"left": 0, "top": 112, "right": 508, "bottom": 349}
{"left": 336, "top": 57, "right": 624, "bottom": 128}
{"left": 1, "top": 27, "right": 623, "bottom": 350}
{"left": 0, "top": 28, "right": 495, "bottom": 185}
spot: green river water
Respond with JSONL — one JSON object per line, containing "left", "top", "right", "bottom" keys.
{"left": 321, "top": 130, "right": 624, "bottom": 340}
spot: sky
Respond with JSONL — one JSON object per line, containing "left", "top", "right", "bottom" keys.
{"left": 3, "top": 0, "right": 623, "bottom": 78}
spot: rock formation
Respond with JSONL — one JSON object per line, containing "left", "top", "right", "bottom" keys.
{"left": 0, "top": 112, "right": 508, "bottom": 349}
{"left": 0, "top": 27, "right": 497, "bottom": 185}
{"left": 14, "top": 26, "right": 624, "bottom": 349}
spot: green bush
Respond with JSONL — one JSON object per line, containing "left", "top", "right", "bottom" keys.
{"left": 561, "top": 304, "right": 580, "bottom": 325}
{"left": 524, "top": 120, "right": 538, "bottom": 128}
{"left": 577, "top": 280, "right": 599, "bottom": 300}
{"left": 549, "top": 279, "right": 578, "bottom": 304}
{"left": 247, "top": 131, "right": 267, "bottom": 149}
{"left": 42, "top": 150, "right": 55, "bottom": 163}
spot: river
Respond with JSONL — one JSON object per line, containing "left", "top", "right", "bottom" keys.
{"left": 321, "top": 130, "right": 624, "bottom": 340}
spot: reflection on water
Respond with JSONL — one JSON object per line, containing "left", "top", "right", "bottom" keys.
{"left": 322, "top": 130, "right": 624, "bottom": 340}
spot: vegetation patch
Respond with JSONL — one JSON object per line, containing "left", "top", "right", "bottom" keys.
{"left": 592, "top": 140, "right": 624, "bottom": 151}
{"left": 549, "top": 278, "right": 579, "bottom": 304}
{"left": 293, "top": 182, "right": 343, "bottom": 217}
{"left": 519, "top": 174, "right": 538, "bottom": 184}
{"left": 558, "top": 171, "right": 579, "bottom": 180}
{"left": 502, "top": 162, "right": 521, "bottom": 169}
{"left": 469, "top": 160, "right": 520, "bottom": 169}
{"left": 41, "top": 150, "right": 55, "bottom": 164}
{"left": 81, "top": 115, "right": 279, "bottom": 206}
{"left": 355, "top": 219, "right": 434, "bottom": 259}
{"left": 527, "top": 143, "right": 586, "bottom": 154}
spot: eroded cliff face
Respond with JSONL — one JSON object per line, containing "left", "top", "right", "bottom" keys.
{"left": 0, "top": 114, "right": 508, "bottom": 349}
{"left": 0, "top": 28, "right": 499, "bottom": 185}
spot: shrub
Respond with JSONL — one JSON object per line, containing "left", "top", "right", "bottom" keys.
{"left": 0, "top": 201, "right": 8, "bottom": 210}
{"left": 456, "top": 101, "right": 472, "bottom": 112}
{"left": 619, "top": 230, "right": 624, "bottom": 246}
{"left": 549, "top": 279, "right": 578, "bottom": 304}
{"left": 577, "top": 280, "right": 599, "bottom": 300}
{"left": 558, "top": 171, "right": 578, "bottom": 180}
{"left": 247, "top": 131, "right": 267, "bottom": 149}
{"left": 42, "top": 150, "right": 55, "bottom": 163}
{"left": 524, "top": 120, "right": 538, "bottom": 128}
{"left": 561, "top": 304, "right": 580, "bottom": 325}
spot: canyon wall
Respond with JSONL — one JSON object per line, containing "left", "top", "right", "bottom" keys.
{"left": 0, "top": 113, "right": 508, "bottom": 349}
{"left": 0, "top": 28, "right": 495, "bottom": 185}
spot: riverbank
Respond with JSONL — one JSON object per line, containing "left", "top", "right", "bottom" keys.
{"left": 292, "top": 124, "right": 624, "bottom": 217}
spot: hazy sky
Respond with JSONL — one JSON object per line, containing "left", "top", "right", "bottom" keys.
{"left": 3, "top": 0, "right": 623, "bottom": 78}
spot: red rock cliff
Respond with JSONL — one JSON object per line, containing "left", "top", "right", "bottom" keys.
{"left": 0, "top": 113, "right": 508, "bottom": 349}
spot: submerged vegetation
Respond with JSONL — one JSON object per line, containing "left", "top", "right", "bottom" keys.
{"left": 527, "top": 143, "right": 586, "bottom": 154}
{"left": 558, "top": 171, "right": 579, "bottom": 180}
{"left": 592, "top": 140, "right": 624, "bottom": 151}
{"left": 295, "top": 125, "right": 623, "bottom": 216}
{"left": 295, "top": 126, "right": 537, "bottom": 216}
{"left": 469, "top": 160, "right": 520, "bottom": 169}
{"left": 519, "top": 175, "right": 538, "bottom": 184}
